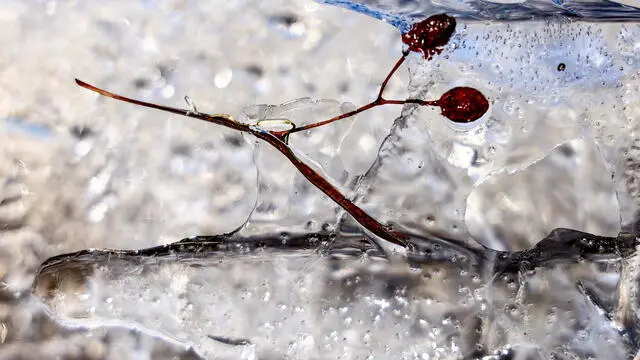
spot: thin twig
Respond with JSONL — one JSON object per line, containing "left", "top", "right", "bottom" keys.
{"left": 75, "top": 79, "right": 408, "bottom": 247}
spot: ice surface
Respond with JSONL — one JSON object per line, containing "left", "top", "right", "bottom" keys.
{"left": 1, "top": 0, "right": 640, "bottom": 359}
{"left": 466, "top": 138, "right": 620, "bottom": 251}
{"left": 238, "top": 98, "right": 359, "bottom": 236}
{"left": 0, "top": 0, "right": 403, "bottom": 357}
{"left": 29, "top": 230, "right": 638, "bottom": 359}
{"left": 354, "top": 19, "right": 640, "bottom": 250}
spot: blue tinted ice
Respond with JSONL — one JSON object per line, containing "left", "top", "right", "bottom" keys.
{"left": 324, "top": 0, "right": 640, "bottom": 27}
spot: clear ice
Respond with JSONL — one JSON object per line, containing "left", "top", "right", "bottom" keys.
{"left": 0, "top": 0, "right": 639, "bottom": 359}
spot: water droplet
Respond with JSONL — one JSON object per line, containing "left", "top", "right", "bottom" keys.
{"left": 161, "top": 84, "right": 175, "bottom": 98}
{"left": 256, "top": 118, "right": 294, "bottom": 132}
{"left": 214, "top": 68, "right": 233, "bottom": 89}
{"left": 425, "top": 214, "right": 436, "bottom": 226}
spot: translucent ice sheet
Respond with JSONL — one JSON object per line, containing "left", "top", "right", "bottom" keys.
{"left": 0, "top": 0, "right": 640, "bottom": 359}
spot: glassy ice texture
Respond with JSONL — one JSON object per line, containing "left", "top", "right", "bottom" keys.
{"left": 355, "top": 20, "right": 640, "bottom": 251}
{"left": 0, "top": 0, "right": 639, "bottom": 359}
{"left": 238, "top": 98, "right": 358, "bottom": 236}
{"left": 0, "top": 1, "right": 402, "bottom": 357}
{"left": 31, "top": 231, "right": 638, "bottom": 359}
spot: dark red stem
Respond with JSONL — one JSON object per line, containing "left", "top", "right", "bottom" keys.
{"left": 281, "top": 55, "right": 443, "bottom": 136}
{"left": 75, "top": 79, "right": 409, "bottom": 247}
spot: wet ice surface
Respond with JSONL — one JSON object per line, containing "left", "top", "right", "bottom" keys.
{"left": 1, "top": 0, "right": 640, "bottom": 359}
{"left": 30, "top": 230, "right": 638, "bottom": 359}
{"left": 363, "top": 20, "right": 640, "bottom": 250}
